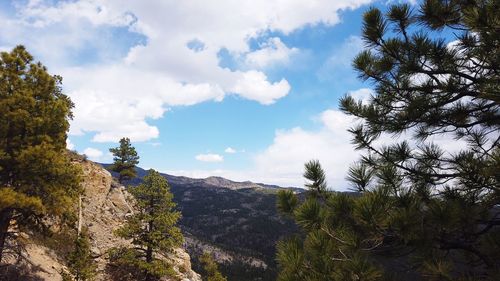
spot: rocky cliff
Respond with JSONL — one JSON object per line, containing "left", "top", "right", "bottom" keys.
{"left": 1, "top": 159, "right": 201, "bottom": 281}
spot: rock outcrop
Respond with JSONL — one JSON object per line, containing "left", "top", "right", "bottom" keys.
{"left": 1, "top": 159, "right": 201, "bottom": 281}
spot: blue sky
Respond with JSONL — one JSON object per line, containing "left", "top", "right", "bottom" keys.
{"left": 0, "top": 0, "right": 419, "bottom": 189}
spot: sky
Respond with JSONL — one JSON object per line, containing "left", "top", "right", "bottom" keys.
{"left": 0, "top": 0, "right": 422, "bottom": 190}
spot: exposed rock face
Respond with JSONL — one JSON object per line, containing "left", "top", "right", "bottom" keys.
{"left": 1, "top": 160, "right": 201, "bottom": 281}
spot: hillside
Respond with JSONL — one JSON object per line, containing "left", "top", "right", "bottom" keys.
{"left": 103, "top": 165, "right": 301, "bottom": 281}
{"left": 1, "top": 159, "right": 201, "bottom": 281}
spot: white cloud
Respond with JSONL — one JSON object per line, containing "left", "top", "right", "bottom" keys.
{"left": 195, "top": 153, "right": 224, "bottom": 163}
{"left": 0, "top": 0, "right": 373, "bottom": 142}
{"left": 224, "top": 147, "right": 237, "bottom": 154}
{"left": 83, "top": 147, "right": 104, "bottom": 161}
{"left": 17, "top": 0, "right": 136, "bottom": 28}
{"left": 66, "top": 138, "right": 75, "bottom": 150}
{"left": 245, "top": 105, "right": 465, "bottom": 189}
{"left": 251, "top": 111, "right": 360, "bottom": 189}
{"left": 348, "top": 88, "right": 373, "bottom": 104}
{"left": 63, "top": 66, "right": 226, "bottom": 142}
{"left": 245, "top": 37, "right": 298, "bottom": 68}
{"left": 230, "top": 71, "right": 290, "bottom": 105}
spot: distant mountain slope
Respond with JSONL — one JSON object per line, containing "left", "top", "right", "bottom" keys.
{"left": 100, "top": 164, "right": 300, "bottom": 281}
{"left": 113, "top": 164, "right": 302, "bottom": 192}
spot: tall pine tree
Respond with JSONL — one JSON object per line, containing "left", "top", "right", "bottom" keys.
{"left": 109, "top": 137, "right": 139, "bottom": 184}
{"left": 277, "top": 0, "right": 499, "bottom": 280}
{"left": 66, "top": 229, "right": 96, "bottom": 281}
{"left": 0, "top": 46, "right": 81, "bottom": 262}
{"left": 110, "top": 169, "right": 183, "bottom": 281}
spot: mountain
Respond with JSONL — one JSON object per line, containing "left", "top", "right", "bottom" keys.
{"left": 101, "top": 164, "right": 302, "bottom": 281}
{"left": 1, "top": 158, "right": 201, "bottom": 281}
{"left": 118, "top": 165, "right": 302, "bottom": 192}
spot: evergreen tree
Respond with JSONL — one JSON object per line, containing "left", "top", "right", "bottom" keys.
{"left": 67, "top": 229, "right": 96, "bottom": 281}
{"left": 0, "top": 46, "right": 81, "bottom": 262}
{"left": 109, "top": 137, "right": 139, "bottom": 184}
{"left": 277, "top": 1, "right": 499, "bottom": 280}
{"left": 277, "top": 161, "right": 384, "bottom": 281}
{"left": 200, "top": 252, "right": 227, "bottom": 281}
{"left": 111, "top": 169, "right": 183, "bottom": 281}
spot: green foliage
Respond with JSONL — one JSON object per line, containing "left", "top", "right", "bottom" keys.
{"left": 200, "top": 252, "right": 227, "bottom": 281}
{"left": 109, "top": 137, "right": 139, "bottom": 183}
{"left": 277, "top": 189, "right": 298, "bottom": 215}
{"left": 278, "top": 1, "right": 499, "bottom": 280}
{"left": 109, "top": 246, "right": 177, "bottom": 281}
{"left": 277, "top": 162, "right": 385, "bottom": 281}
{"left": 111, "top": 169, "right": 182, "bottom": 281}
{"left": 0, "top": 45, "right": 81, "bottom": 261}
{"left": 66, "top": 229, "right": 96, "bottom": 281}
{"left": 303, "top": 160, "right": 327, "bottom": 197}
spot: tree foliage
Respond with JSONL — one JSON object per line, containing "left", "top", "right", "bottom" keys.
{"left": 109, "top": 137, "right": 139, "bottom": 184}
{"left": 0, "top": 46, "right": 81, "bottom": 262}
{"left": 277, "top": 0, "right": 499, "bottom": 280}
{"left": 110, "top": 169, "right": 183, "bottom": 281}
{"left": 66, "top": 229, "right": 96, "bottom": 281}
{"left": 200, "top": 252, "right": 227, "bottom": 281}
{"left": 277, "top": 161, "right": 386, "bottom": 281}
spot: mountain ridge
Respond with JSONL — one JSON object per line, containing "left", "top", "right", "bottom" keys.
{"left": 100, "top": 163, "right": 303, "bottom": 192}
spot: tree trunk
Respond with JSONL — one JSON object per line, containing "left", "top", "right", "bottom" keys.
{"left": 145, "top": 245, "right": 153, "bottom": 281}
{"left": 145, "top": 212, "right": 154, "bottom": 281}
{"left": 77, "top": 195, "right": 82, "bottom": 236}
{"left": 0, "top": 208, "right": 13, "bottom": 263}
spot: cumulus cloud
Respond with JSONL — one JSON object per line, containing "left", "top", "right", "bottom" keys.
{"left": 83, "top": 147, "right": 104, "bottom": 161}
{"left": 246, "top": 94, "right": 465, "bottom": 188}
{"left": 0, "top": 0, "right": 373, "bottom": 142}
{"left": 245, "top": 37, "right": 298, "bottom": 68}
{"left": 66, "top": 138, "right": 75, "bottom": 150}
{"left": 224, "top": 147, "right": 237, "bottom": 154}
{"left": 348, "top": 88, "right": 373, "bottom": 104}
{"left": 62, "top": 66, "right": 225, "bottom": 142}
{"left": 230, "top": 71, "right": 290, "bottom": 105}
{"left": 195, "top": 153, "right": 224, "bottom": 163}
{"left": 251, "top": 111, "right": 360, "bottom": 189}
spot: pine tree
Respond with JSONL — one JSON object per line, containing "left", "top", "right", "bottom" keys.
{"left": 67, "top": 229, "right": 96, "bottom": 281}
{"left": 277, "top": 1, "right": 499, "bottom": 280}
{"left": 109, "top": 137, "right": 139, "bottom": 184}
{"left": 111, "top": 169, "right": 183, "bottom": 281}
{"left": 200, "top": 252, "right": 227, "bottom": 281}
{"left": 277, "top": 161, "right": 384, "bottom": 281}
{"left": 0, "top": 46, "right": 81, "bottom": 262}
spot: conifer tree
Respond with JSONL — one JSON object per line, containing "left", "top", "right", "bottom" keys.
{"left": 109, "top": 137, "right": 139, "bottom": 183}
{"left": 67, "top": 229, "right": 96, "bottom": 281}
{"left": 277, "top": 161, "right": 384, "bottom": 281}
{"left": 0, "top": 46, "right": 81, "bottom": 262}
{"left": 200, "top": 252, "right": 227, "bottom": 281}
{"left": 277, "top": 0, "right": 499, "bottom": 280}
{"left": 111, "top": 169, "right": 183, "bottom": 281}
